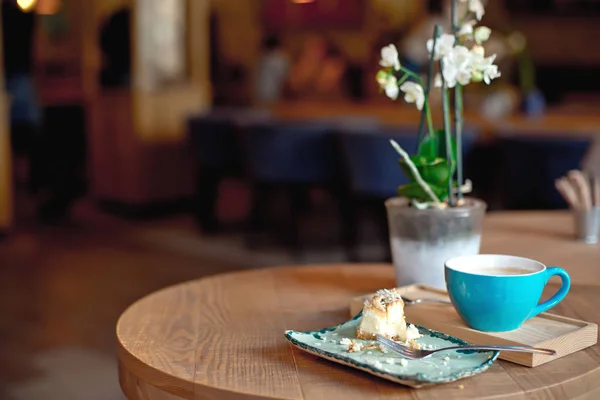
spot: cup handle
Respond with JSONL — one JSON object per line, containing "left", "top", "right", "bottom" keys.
{"left": 528, "top": 267, "right": 571, "bottom": 319}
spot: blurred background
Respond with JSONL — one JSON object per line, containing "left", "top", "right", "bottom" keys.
{"left": 1, "top": 0, "right": 599, "bottom": 398}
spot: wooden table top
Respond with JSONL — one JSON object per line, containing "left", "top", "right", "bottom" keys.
{"left": 482, "top": 210, "right": 600, "bottom": 286}
{"left": 117, "top": 264, "right": 600, "bottom": 399}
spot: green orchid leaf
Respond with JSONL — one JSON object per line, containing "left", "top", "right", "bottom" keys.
{"left": 417, "top": 132, "right": 439, "bottom": 159}
{"left": 399, "top": 156, "right": 451, "bottom": 186}
{"left": 396, "top": 182, "right": 448, "bottom": 202}
{"left": 404, "top": 155, "right": 441, "bottom": 167}
{"left": 417, "top": 129, "right": 457, "bottom": 174}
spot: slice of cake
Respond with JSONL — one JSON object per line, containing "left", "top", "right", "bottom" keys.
{"left": 356, "top": 288, "right": 408, "bottom": 341}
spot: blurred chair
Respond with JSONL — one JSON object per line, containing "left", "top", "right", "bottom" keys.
{"left": 188, "top": 108, "right": 271, "bottom": 233}
{"left": 338, "top": 125, "right": 479, "bottom": 261}
{"left": 496, "top": 134, "right": 591, "bottom": 209}
{"left": 240, "top": 120, "right": 337, "bottom": 256}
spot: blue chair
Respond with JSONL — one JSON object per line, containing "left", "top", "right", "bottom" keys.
{"left": 240, "top": 120, "right": 337, "bottom": 255}
{"left": 242, "top": 121, "right": 336, "bottom": 183}
{"left": 497, "top": 134, "right": 591, "bottom": 209}
{"left": 189, "top": 108, "right": 272, "bottom": 169}
{"left": 338, "top": 125, "right": 479, "bottom": 261}
{"left": 337, "top": 125, "right": 417, "bottom": 261}
{"left": 188, "top": 108, "right": 272, "bottom": 233}
{"left": 342, "top": 128, "right": 415, "bottom": 198}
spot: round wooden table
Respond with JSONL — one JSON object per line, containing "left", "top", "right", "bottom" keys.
{"left": 482, "top": 211, "right": 600, "bottom": 286}
{"left": 117, "top": 264, "right": 600, "bottom": 400}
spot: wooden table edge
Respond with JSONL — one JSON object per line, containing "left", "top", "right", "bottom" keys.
{"left": 117, "top": 339, "right": 195, "bottom": 399}
{"left": 116, "top": 264, "right": 600, "bottom": 400}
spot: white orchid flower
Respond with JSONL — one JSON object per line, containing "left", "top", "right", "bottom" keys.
{"left": 382, "top": 75, "right": 399, "bottom": 100}
{"left": 471, "top": 52, "right": 494, "bottom": 70}
{"left": 426, "top": 33, "right": 455, "bottom": 61}
{"left": 441, "top": 45, "right": 473, "bottom": 88}
{"left": 474, "top": 26, "right": 492, "bottom": 44}
{"left": 458, "top": 20, "right": 477, "bottom": 37}
{"left": 379, "top": 44, "right": 401, "bottom": 70}
{"left": 482, "top": 64, "right": 501, "bottom": 84}
{"left": 399, "top": 81, "right": 425, "bottom": 110}
{"left": 469, "top": 0, "right": 485, "bottom": 21}
{"left": 448, "top": 46, "right": 472, "bottom": 68}
{"left": 442, "top": 63, "right": 471, "bottom": 88}
{"left": 441, "top": 64, "right": 458, "bottom": 88}
{"left": 470, "top": 52, "right": 501, "bottom": 84}
{"left": 457, "top": 70, "right": 472, "bottom": 85}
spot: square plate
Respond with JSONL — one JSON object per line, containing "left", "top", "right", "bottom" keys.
{"left": 284, "top": 312, "right": 499, "bottom": 388}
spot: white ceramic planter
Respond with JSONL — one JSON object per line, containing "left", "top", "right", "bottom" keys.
{"left": 385, "top": 197, "right": 486, "bottom": 290}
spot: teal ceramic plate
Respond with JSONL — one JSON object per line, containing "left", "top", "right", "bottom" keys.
{"left": 284, "top": 313, "right": 499, "bottom": 388}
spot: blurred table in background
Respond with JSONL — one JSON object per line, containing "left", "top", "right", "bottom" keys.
{"left": 482, "top": 211, "right": 600, "bottom": 286}
{"left": 270, "top": 101, "right": 600, "bottom": 140}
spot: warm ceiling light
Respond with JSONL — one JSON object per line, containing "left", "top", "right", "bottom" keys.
{"left": 17, "top": 0, "right": 37, "bottom": 12}
{"left": 291, "top": 0, "right": 316, "bottom": 3}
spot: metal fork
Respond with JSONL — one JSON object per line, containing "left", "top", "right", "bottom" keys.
{"left": 375, "top": 334, "right": 556, "bottom": 360}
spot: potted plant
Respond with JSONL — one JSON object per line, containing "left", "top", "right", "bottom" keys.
{"left": 376, "top": 0, "right": 500, "bottom": 290}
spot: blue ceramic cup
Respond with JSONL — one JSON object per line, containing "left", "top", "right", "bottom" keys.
{"left": 445, "top": 254, "right": 571, "bottom": 332}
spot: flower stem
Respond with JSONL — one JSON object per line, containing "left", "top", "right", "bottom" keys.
{"left": 398, "top": 67, "right": 434, "bottom": 138}
{"left": 390, "top": 140, "right": 442, "bottom": 206}
{"left": 425, "top": 101, "right": 435, "bottom": 138}
{"left": 451, "top": 0, "right": 458, "bottom": 34}
{"left": 417, "top": 25, "right": 440, "bottom": 149}
{"left": 396, "top": 73, "right": 411, "bottom": 87}
{"left": 451, "top": 1, "right": 464, "bottom": 202}
{"left": 439, "top": 61, "right": 455, "bottom": 207}
{"left": 398, "top": 67, "right": 422, "bottom": 83}
{"left": 454, "top": 84, "right": 464, "bottom": 201}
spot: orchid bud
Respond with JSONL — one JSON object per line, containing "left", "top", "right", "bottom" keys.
{"left": 472, "top": 45, "right": 485, "bottom": 57}
{"left": 474, "top": 26, "right": 491, "bottom": 44}
{"left": 376, "top": 70, "right": 388, "bottom": 86}
{"left": 471, "top": 71, "right": 483, "bottom": 83}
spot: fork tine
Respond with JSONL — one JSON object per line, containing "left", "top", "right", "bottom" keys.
{"left": 382, "top": 342, "right": 414, "bottom": 358}
{"left": 375, "top": 335, "right": 418, "bottom": 359}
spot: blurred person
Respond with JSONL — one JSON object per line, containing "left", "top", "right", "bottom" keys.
{"left": 2, "top": 0, "right": 44, "bottom": 199}
{"left": 288, "top": 36, "right": 348, "bottom": 100}
{"left": 287, "top": 35, "right": 328, "bottom": 97}
{"left": 99, "top": 6, "right": 131, "bottom": 88}
{"left": 313, "top": 43, "right": 348, "bottom": 99}
{"left": 254, "top": 34, "right": 290, "bottom": 105}
{"left": 3, "top": 1, "right": 85, "bottom": 223}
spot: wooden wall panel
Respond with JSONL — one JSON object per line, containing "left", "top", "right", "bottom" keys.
{"left": 0, "top": 93, "right": 12, "bottom": 231}
{"left": 0, "top": 3, "right": 12, "bottom": 231}
{"left": 87, "top": 0, "right": 210, "bottom": 205}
